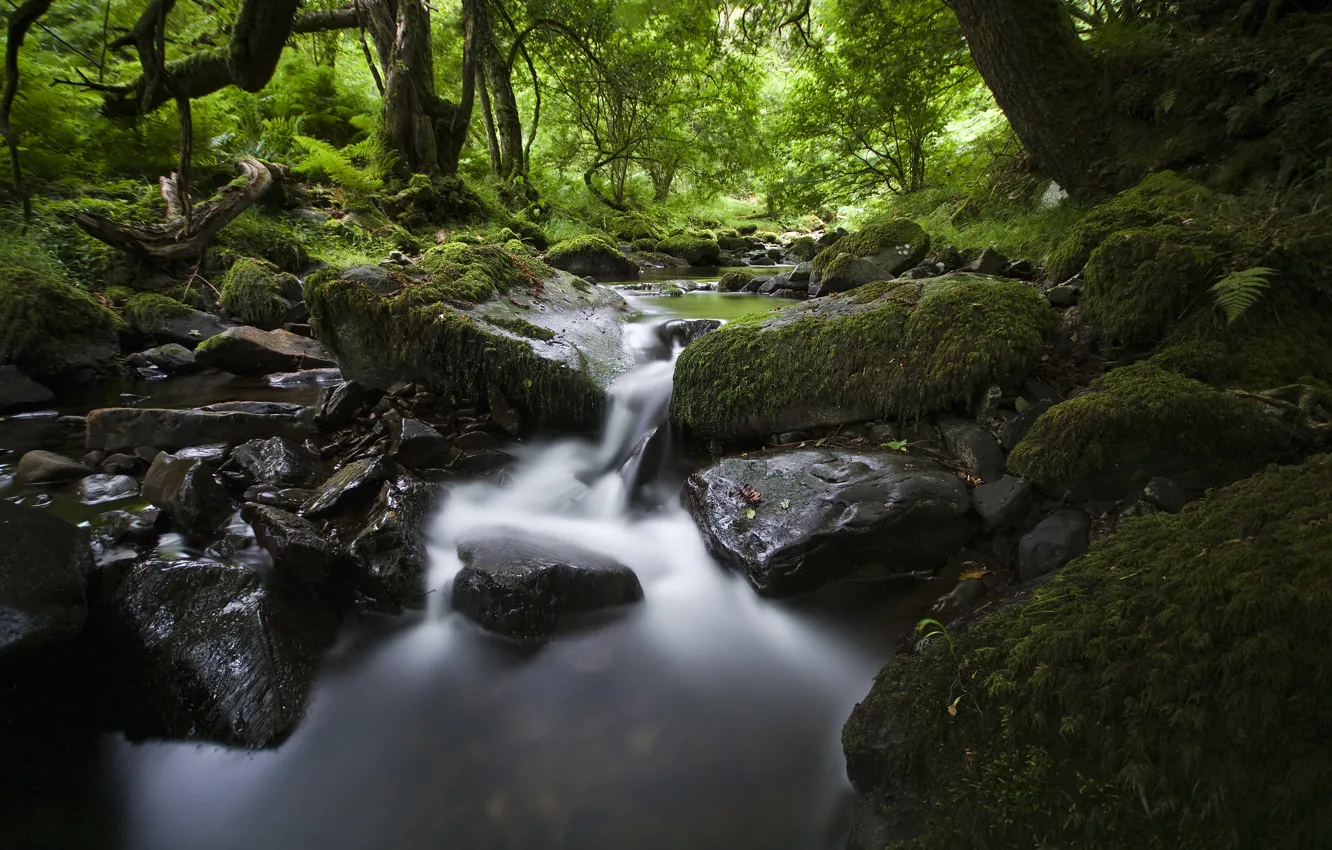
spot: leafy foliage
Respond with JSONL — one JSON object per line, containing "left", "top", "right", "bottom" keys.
{"left": 1211, "top": 266, "right": 1275, "bottom": 324}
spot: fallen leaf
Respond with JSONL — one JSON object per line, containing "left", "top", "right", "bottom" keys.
{"left": 948, "top": 696, "right": 961, "bottom": 717}
{"left": 739, "top": 484, "right": 762, "bottom": 505}
{"left": 780, "top": 498, "right": 791, "bottom": 510}
{"left": 959, "top": 569, "right": 989, "bottom": 581}
{"left": 745, "top": 508, "right": 757, "bottom": 520}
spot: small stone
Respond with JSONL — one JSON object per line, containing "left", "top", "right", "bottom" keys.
{"left": 100, "top": 453, "right": 146, "bottom": 476}
{"left": 142, "top": 452, "right": 233, "bottom": 536}
{"left": 1017, "top": 509, "right": 1090, "bottom": 582}
{"left": 1045, "top": 284, "right": 1083, "bottom": 308}
{"left": 314, "top": 380, "right": 383, "bottom": 430}
{"left": 971, "top": 476, "right": 1033, "bottom": 531}
{"left": 1144, "top": 476, "right": 1189, "bottom": 514}
{"left": 966, "top": 247, "right": 1008, "bottom": 276}
{"left": 940, "top": 420, "right": 1006, "bottom": 484}
{"left": 389, "top": 416, "right": 452, "bottom": 468}
{"left": 232, "top": 436, "right": 326, "bottom": 488}
{"left": 301, "top": 455, "right": 396, "bottom": 519}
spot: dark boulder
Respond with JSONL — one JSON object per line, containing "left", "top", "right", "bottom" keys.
{"left": 301, "top": 455, "right": 396, "bottom": 519}
{"left": 15, "top": 450, "right": 91, "bottom": 485}
{"left": 970, "top": 476, "right": 1033, "bottom": 531}
{"left": 194, "top": 327, "right": 337, "bottom": 376}
{"left": 387, "top": 414, "right": 452, "bottom": 469}
{"left": 940, "top": 420, "right": 1007, "bottom": 484}
{"left": 349, "top": 477, "right": 439, "bottom": 609}
{"left": 0, "top": 501, "right": 91, "bottom": 663}
{"left": 683, "top": 449, "right": 977, "bottom": 596}
{"left": 104, "top": 559, "right": 340, "bottom": 747}
{"left": 242, "top": 504, "right": 348, "bottom": 583}
{"left": 142, "top": 452, "right": 234, "bottom": 536}
{"left": 1017, "top": 509, "right": 1091, "bottom": 582}
{"left": 139, "top": 343, "right": 199, "bottom": 374}
{"left": 658, "top": 319, "right": 721, "bottom": 349}
{"left": 314, "top": 380, "right": 383, "bottom": 430}
{"left": 452, "top": 539, "right": 643, "bottom": 645}
{"left": 86, "top": 408, "right": 316, "bottom": 453}
{"left": 232, "top": 437, "right": 327, "bottom": 488}
{"left": 0, "top": 365, "right": 54, "bottom": 413}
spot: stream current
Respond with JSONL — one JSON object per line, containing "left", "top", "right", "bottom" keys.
{"left": 3, "top": 277, "right": 953, "bottom": 850}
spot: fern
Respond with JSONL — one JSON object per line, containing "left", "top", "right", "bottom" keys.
{"left": 292, "top": 135, "right": 389, "bottom": 198}
{"left": 1211, "top": 266, "right": 1274, "bottom": 325}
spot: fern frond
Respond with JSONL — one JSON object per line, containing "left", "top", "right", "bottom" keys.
{"left": 1211, "top": 266, "right": 1275, "bottom": 325}
{"left": 292, "top": 135, "right": 386, "bottom": 198}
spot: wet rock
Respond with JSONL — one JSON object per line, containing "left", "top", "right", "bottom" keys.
{"left": 15, "top": 450, "right": 91, "bottom": 484}
{"left": 1017, "top": 509, "right": 1091, "bottom": 582}
{"left": 790, "top": 262, "right": 812, "bottom": 283}
{"left": 999, "top": 399, "right": 1051, "bottom": 452}
{"left": 140, "top": 343, "right": 199, "bottom": 374}
{"left": 194, "top": 327, "right": 337, "bottom": 376}
{"left": 487, "top": 386, "right": 524, "bottom": 437}
{"left": 142, "top": 452, "right": 233, "bottom": 536}
{"left": 456, "top": 448, "right": 513, "bottom": 474}
{"left": 242, "top": 504, "right": 347, "bottom": 583}
{"left": 349, "top": 477, "right": 438, "bottom": 609}
{"left": 90, "top": 509, "right": 159, "bottom": 550}
{"left": 971, "top": 476, "right": 1033, "bottom": 531}
{"left": 1144, "top": 476, "right": 1188, "bottom": 514}
{"left": 202, "top": 401, "right": 309, "bottom": 417}
{"left": 684, "top": 449, "right": 977, "bottom": 596}
{"left": 83, "top": 450, "right": 106, "bottom": 468}
{"left": 453, "top": 430, "right": 501, "bottom": 452}
{"left": 134, "top": 306, "right": 229, "bottom": 348}
{"left": 452, "top": 539, "right": 643, "bottom": 645}
{"left": 173, "top": 443, "right": 230, "bottom": 465}
{"left": 658, "top": 319, "right": 721, "bottom": 349}
{"left": 232, "top": 437, "right": 326, "bottom": 488}
{"left": 86, "top": 408, "right": 316, "bottom": 453}
{"left": 314, "top": 380, "right": 383, "bottom": 430}
{"left": 99, "top": 452, "right": 146, "bottom": 476}
{"left": 0, "top": 365, "right": 54, "bottom": 413}
{"left": 0, "top": 501, "right": 91, "bottom": 662}
{"left": 105, "top": 559, "right": 340, "bottom": 747}
{"left": 940, "top": 420, "right": 1006, "bottom": 484}
{"left": 1045, "top": 283, "right": 1083, "bottom": 308}
{"left": 301, "top": 456, "right": 395, "bottom": 519}
{"left": 78, "top": 474, "right": 139, "bottom": 504}
{"left": 388, "top": 415, "right": 452, "bottom": 468}
{"left": 267, "top": 367, "right": 342, "bottom": 387}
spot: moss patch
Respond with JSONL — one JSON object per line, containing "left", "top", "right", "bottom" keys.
{"left": 219, "top": 258, "right": 295, "bottom": 330}
{"left": 417, "top": 243, "right": 555, "bottom": 306}
{"left": 1045, "top": 171, "right": 1211, "bottom": 282}
{"left": 843, "top": 454, "right": 1332, "bottom": 849}
{"left": 1082, "top": 224, "right": 1222, "bottom": 346}
{"left": 1007, "top": 361, "right": 1289, "bottom": 497}
{"left": 718, "top": 271, "right": 756, "bottom": 292}
{"left": 654, "top": 234, "right": 721, "bottom": 266}
{"left": 544, "top": 234, "right": 635, "bottom": 276}
{"left": 671, "top": 274, "right": 1053, "bottom": 437}
{"left": 810, "top": 218, "right": 929, "bottom": 273}
{"left": 0, "top": 266, "right": 124, "bottom": 378}
{"left": 123, "top": 293, "right": 194, "bottom": 333}
{"left": 487, "top": 315, "right": 556, "bottom": 341}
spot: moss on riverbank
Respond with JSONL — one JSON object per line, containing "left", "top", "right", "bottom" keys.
{"left": 0, "top": 266, "right": 124, "bottom": 378}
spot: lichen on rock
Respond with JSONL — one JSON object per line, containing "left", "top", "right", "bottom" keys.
{"left": 842, "top": 454, "right": 1332, "bottom": 849}
{"left": 671, "top": 274, "right": 1053, "bottom": 438}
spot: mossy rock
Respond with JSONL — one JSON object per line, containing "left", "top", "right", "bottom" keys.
{"left": 842, "top": 454, "right": 1332, "bottom": 848}
{"left": 671, "top": 275, "right": 1054, "bottom": 438}
{"left": 786, "top": 235, "right": 819, "bottom": 261}
{"left": 219, "top": 258, "right": 299, "bottom": 330}
{"left": 1007, "top": 361, "right": 1290, "bottom": 498}
{"left": 544, "top": 235, "right": 636, "bottom": 277}
{"left": 1046, "top": 171, "right": 1211, "bottom": 282}
{"left": 810, "top": 218, "right": 930, "bottom": 278}
{"left": 0, "top": 266, "right": 123, "bottom": 379}
{"left": 306, "top": 252, "right": 638, "bottom": 431}
{"left": 1082, "top": 224, "right": 1222, "bottom": 346}
{"left": 214, "top": 208, "right": 310, "bottom": 274}
{"left": 383, "top": 174, "right": 488, "bottom": 228}
{"left": 629, "top": 237, "right": 658, "bottom": 253}
{"left": 506, "top": 216, "right": 550, "bottom": 250}
{"left": 606, "top": 213, "right": 660, "bottom": 243}
{"left": 718, "top": 271, "right": 756, "bottom": 292}
{"left": 654, "top": 235, "right": 722, "bottom": 267}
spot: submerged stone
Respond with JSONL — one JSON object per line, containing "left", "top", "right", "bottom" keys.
{"left": 684, "top": 449, "right": 976, "bottom": 597}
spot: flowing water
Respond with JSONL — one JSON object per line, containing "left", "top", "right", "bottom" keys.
{"left": 4, "top": 281, "right": 954, "bottom": 850}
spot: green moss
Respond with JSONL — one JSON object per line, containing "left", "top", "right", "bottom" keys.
{"left": 0, "top": 265, "right": 124, "bottom": 377}
{"left": 506, "top": 216, "right": 549, "bottom": 250}
{"left": 718, "top": 271, "right": 755, "bottom": 292}
{"left": 662, "top": 283, "right": 684, "bottom": 298}
{"left": 545, "top": 234, "right": 631, "bottom": 270}
{"left": 671, "top": 274, "right": 1053, "bottom": 436}
{"left": 488, "top": 315, "right": 556, "bottom": 341}
{"left": 1007, "top": 361, "right": 1288, "bottom": 496}
{"left": 219, "top": 258, "right": 294, "bottom": 330}
{"left": 787, "top": 235, "right": 818, "bottom": 261}
{"left": 630, "top": 237, "right": 658, "bottom": 253}
{"left": 215, "top": 208, "right": 310, "bottom": 273}
{"left": 844, "top": 454, "right": 1332, "bottom": 849}
{"left": 654, "top": 234, "right": 721, "bottom": 266}
{"left": 1082, "top": 225, "right": 1221, "bottom": 346}
{"left": 416, "top": 243, "right": 554, "bottom": 306}
{"left": 810, "top": 218, "right": 929, "bottom": 272}
{"left": 123, "top": 293, "right": 194, "bottom": 332}
{"left": 606, "top": 213, "right": 660, "bottom": 242}
{"left": 102, "top": 286, "right": 135, "bottom": 306}
{"left": 1046, "top": 171, "right": 1211, "bottom": 282}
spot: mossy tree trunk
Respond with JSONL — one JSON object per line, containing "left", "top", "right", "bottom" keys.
{"left": 476, "top": 5, "right": 526, "bottom": 181}
{"left": 946, "top": 0, "right": 1121, "bottom": 194}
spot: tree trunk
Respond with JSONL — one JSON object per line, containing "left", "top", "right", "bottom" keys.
{"left": 476, "top": 4, "right": 525, "bottom": 180}
{"left": 477, "top": 67, "right": 502, "bottom": 173}
{"left": 947, "top": 0, "right": 1119, "bottom": 193}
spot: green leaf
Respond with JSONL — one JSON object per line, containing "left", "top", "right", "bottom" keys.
{"left": 745, "top": 508, "right": 757, "bottom": 520}
{"left": 1211, "top": 266, "right": 1274, "bottom": 325}
{"left": 780, "top": 499, "right": 791, "bottom": 510}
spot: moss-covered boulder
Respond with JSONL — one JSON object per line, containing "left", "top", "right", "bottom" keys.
{"left": 606, "top": 213, "right": 660, "bottom": 243}
{"left": 842, "top": 454, "right": 1332, "bottom": 848}
{"left": 1082, "top": 224, "right": 1222, "bottom": 346}
{"left": 718, "top": 270, "right": 756, "bottom": 292}
{"left": 671, "top": 275, "right": 1054, "bottom": 438}
{"left": 1008, "top": 362, "right": 1290, "bottom": 498}
{"left": 655, "top": 234, "right": 722, "bottom": 266}
{"left": 124, "top": 293, "right": 228, "bottom": 349}
{"left": 307, "top": 247, "right": 637, "bottom": 431}
{"left": 0, "top": 266, "right": 122, "bottom": 379}
{"left": 219, "top": 258, "right": 302, "bottom": 330}
{"left": 544, "top": 234, "right": 636, "bottom": 277}
{"left": 1046, "top": 171, "right": 1212, "bottom": 282}
{"left": 808, "top": 219, "right": 930, "bottom": 296}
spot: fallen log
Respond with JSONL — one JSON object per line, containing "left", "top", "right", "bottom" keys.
{"left": 73, "top": 157, "right": 274, "bottom": 263}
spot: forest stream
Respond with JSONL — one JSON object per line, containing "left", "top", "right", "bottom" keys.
{"left": 1, "top": 278, "right": 958, "bottom": 850}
